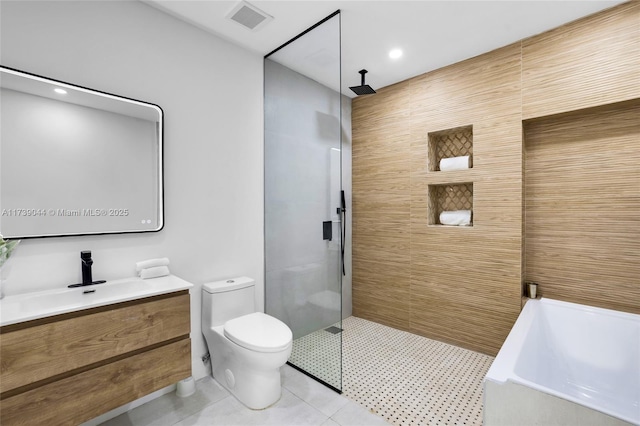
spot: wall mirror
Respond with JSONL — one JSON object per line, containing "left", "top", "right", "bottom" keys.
{"left": 0, "top": 66, "right": 163, "bottom": 238}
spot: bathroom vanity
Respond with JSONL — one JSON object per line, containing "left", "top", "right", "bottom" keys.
{"left": 0, "top": 275, "right": 192, "bottom": 425}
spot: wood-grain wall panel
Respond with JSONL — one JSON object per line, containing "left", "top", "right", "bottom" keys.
{"left": 352, "top": 220, "right": 410, "bottom": 266}
{"left": 409, "top": 297, "right": 519, "bottom": 355}
{"left": 522, "top": 2, "right": 640, "bottom": 119}
{"left": 352, "top": 259, "right": 411, "bottom": 331}
{"left": 352, "top": 82, "right": 413, "bottom": 331}
{"left": 409, "top": 43, "right": 523, "bottom": 355}
{"left": 354, "top": 42, "right": 523, "bottom": 355}
{"left": 524, "top": 101, "right": 640, "bottom": 314}
{"left": 352, "top": 2, "right": 638, "bottom": 356}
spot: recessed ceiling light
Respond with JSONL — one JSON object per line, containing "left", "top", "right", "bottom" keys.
{"left": 54, "top": 88, "right": 67, "bottom": 95}
{"left": 389, "top": 49, "right": 403, "bottom": 60}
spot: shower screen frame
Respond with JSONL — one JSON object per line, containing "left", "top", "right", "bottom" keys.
{"left": 264, "top": 10, "right": 343, "bottom": 393}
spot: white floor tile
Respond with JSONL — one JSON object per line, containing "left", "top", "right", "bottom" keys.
{"left": 175, "top": 388, "right": 328, "bottom": 426}
{"left": 100, "top": 377, "right": 229, "bottom": 426}
{"left": 281, "top": 365, "right": 350, "bottom": 417}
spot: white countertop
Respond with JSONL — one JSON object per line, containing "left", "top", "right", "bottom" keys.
{"left": 0, "top": 274, "right": 193, "bottom": 327}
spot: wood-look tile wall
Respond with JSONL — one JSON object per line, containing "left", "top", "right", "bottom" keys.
{"left": 522, "top": 2, "right": 640, "bottom": 119}
{"left": 524, "top": 101, "right": 640, "bottom": 314}
{"left": 352, "top": 2, "right": 639, "bottom": 355}
{"left": 523, "top": 1, "right": 639, "bottom": 315}
{"left": 352, "top": 81, "right": 413, "bottom": 331}
{"left": 354, "top": 42, "right": 523, "bottom": 355}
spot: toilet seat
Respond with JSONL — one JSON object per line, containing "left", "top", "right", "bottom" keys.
{"left": 224, "top": 312, "right": 292, "bottom": 353}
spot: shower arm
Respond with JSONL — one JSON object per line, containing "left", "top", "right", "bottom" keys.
{"left": 359, "top": 70, "right": 367, "bottom": 86}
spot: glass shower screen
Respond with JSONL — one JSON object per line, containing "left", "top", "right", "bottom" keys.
{"left": 264, "top": 11, "right": 343, "bottom": 391}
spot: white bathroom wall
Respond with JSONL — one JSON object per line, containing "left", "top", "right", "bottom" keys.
{"left": 0, "top": 0, "right": 263, "bottom": 380}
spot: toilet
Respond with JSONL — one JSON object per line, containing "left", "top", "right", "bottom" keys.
{"left": 201, "top": 277, "right": 292, "bottom": 409}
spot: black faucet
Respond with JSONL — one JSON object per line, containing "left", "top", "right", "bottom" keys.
{"left": 68, "top": 250, "right": 106, "bottom": 288}
{"left": 81, "top": 250, "right": 93, "bottom": 285}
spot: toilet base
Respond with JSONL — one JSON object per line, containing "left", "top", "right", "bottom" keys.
{"left": 212, "top": 363, "right": 282, "bottom": 410}
{"left": 206, "top": 326, "right": 291, "bottom": 410}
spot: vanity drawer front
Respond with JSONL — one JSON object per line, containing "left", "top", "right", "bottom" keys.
{"left": 0, "top": 291, "right": 190, "bottom": 394}
{"left": 0, "top": 338, "right": 191, "bottom": 426}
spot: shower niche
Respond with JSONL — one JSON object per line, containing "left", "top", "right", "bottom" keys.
{"left": 428, "top": 125, "right": 473, "bottom": 172}
{"left": 428, "top": 183, "right": 474, "bottom": 226}
{"left": 426, "top": 125, "right": 474, "bottom": 227}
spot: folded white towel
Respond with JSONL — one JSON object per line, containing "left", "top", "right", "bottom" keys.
{"left": 135, "top": 257, "right": 170, "bottom": 273}
{"left": 439, "top": 155, "right": 470, "bottom": 172}
{"left": 140, "top": 265, "right": 170, "bottom": 279}
{"left": 439, "top": 210, "right": 472, "bottom": 226}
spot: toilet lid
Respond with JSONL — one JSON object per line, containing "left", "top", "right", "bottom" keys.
{"left": 224, "top": 312, "right": 292, "bottom": 353}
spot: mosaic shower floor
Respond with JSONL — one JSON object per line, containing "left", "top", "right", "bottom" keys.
{"left": 290, "top": 316, "right": 494, "bottom": 425}
{"left": 289, "top": 323, "right": 342, "bottom": 389}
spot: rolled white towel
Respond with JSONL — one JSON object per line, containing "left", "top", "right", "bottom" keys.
{"left": 439, "top": 210, "right": 472, "bottom": 226}
{"left": 439, "top": 155, "right": 470, "bottom": 172}
{"left": 135, "top": 257, "right": 170, "bottom": 273}
{"left": 140, "top": 265, "right": 170, "bottom": 279}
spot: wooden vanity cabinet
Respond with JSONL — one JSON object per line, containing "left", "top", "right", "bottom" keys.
{"left": 0, "top": 290, "right": 191, "bottom": 425}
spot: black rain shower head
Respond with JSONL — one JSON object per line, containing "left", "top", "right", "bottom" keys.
{"left": 349, "top": 69, "right": 376, "bottom": 95}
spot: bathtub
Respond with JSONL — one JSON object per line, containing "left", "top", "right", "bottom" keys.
{"left": 484, "top": 298, "right": 639, "bottom": 426}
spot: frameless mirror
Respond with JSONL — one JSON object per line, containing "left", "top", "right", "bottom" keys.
{"left": 0, "top": 66, "right": 163, "bottom": 238}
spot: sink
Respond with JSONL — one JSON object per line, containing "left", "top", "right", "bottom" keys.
{"left": 0, "top": 275, "right": 193, "bottom": 326}
{"left": 18, "top": 280, "right": 150, "bottom": 312}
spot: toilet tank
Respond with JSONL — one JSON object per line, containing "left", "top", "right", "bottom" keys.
{"left": 202, "top": 277, "right": 255, "bottom": 327}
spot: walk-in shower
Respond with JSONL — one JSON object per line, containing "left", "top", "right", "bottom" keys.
{"left": 264, "top": 11, "right": 350, "bottom": 392}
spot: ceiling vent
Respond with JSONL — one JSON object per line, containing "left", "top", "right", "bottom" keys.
{"left": 227, "top": 1, "right": 273, "bottom": 32}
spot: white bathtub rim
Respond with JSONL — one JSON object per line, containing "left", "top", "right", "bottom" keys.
{"left": 485, "top": 297, "right": 640, "bottom": 426}
{"left": 486, "top": 373, "right": 639, "bottom": 425}
{"left": 485, "top": 297, "right": 539, "bottom": 384}
{"left": 487, "top": 297, "right": 639, "bottom": 383}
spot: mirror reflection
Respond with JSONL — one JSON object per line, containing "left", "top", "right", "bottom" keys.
{"left": 0, "top": 66, "right": 163, "bottom": 238}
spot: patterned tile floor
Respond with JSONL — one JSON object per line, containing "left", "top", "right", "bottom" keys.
{"left": 289, "top": 323, "right": 342, "bottom": 389}
{"left": 291, "top": 316, "right": 494, "bottom": 426}
{"left": 100, "top": 316, "right": 493, "bottom": 426}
